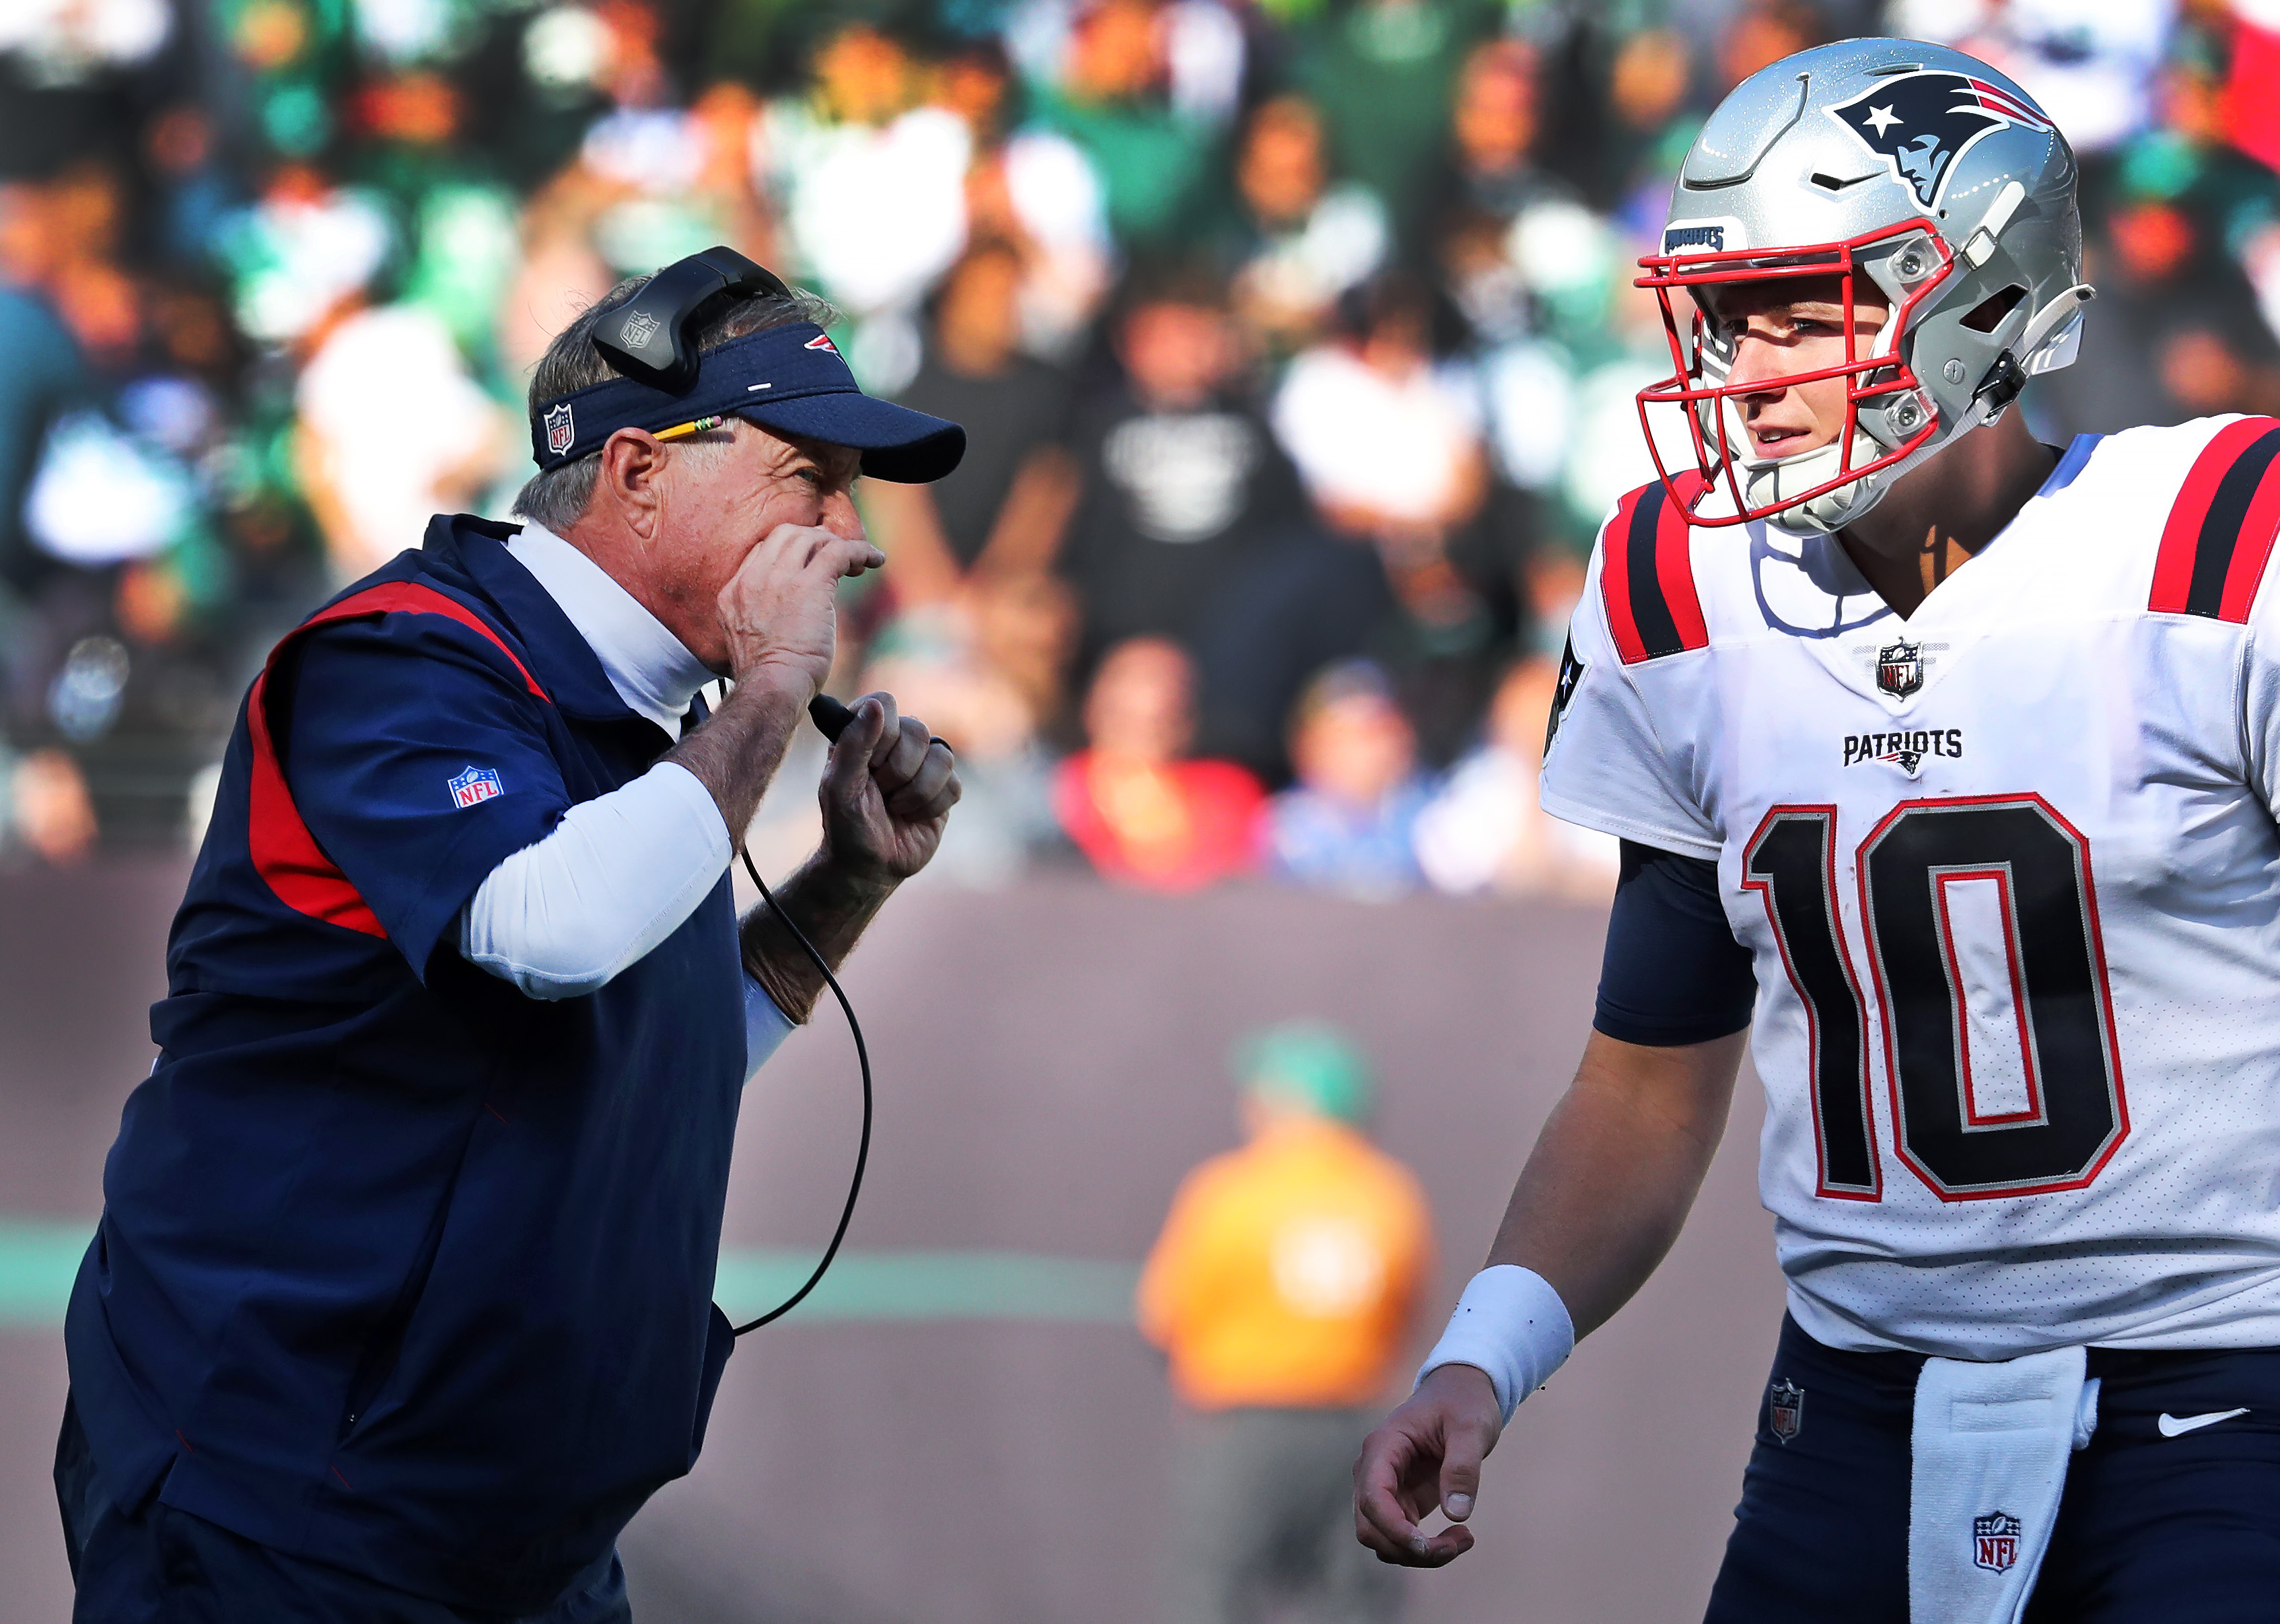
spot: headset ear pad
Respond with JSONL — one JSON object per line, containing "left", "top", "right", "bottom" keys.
{"left": 592, "top": 247, "right": 793, "bottom": 394}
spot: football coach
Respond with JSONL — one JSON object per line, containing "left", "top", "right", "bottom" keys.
{"left": 55, "top": 251, "right": 966, "bottom": 1621}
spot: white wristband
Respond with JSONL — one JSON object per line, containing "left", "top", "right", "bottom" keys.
{"left": 1415, "top": 1265, "right": 1575, "bottom": 1423}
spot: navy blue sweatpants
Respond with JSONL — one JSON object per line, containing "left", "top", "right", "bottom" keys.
{"left": 1705, "top": 1315, "right": 2280, "bottom": 1621}
{"left": 55, "top": 1394, "right": 633, "bottom": 1624}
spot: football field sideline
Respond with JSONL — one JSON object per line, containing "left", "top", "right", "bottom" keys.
{"left": 0, "top": 1217, "right": 1140, "bottom": 1327}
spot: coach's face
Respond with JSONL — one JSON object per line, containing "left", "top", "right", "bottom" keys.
{"left": 589, "top": 417, "right": 869, "bottom": 673}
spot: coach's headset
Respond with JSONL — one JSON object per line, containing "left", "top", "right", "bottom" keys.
{"left": 565, "top": 248, "right": 881, "bottom": 1336}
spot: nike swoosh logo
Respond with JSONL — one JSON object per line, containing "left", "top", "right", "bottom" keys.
{"left": 2158, "top": 1408, "right": 2249, "bottom": 1437}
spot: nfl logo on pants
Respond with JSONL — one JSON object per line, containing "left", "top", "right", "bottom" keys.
{"left": 1974, "top": 1511, "right": 2022, "bottom": 1574}
{"left": 449, "top": 765, "right": 503, "bottom": 809}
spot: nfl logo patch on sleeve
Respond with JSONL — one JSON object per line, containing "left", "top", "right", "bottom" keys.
{"left": 448, "top": 765, "right": 503, "bottom": 809}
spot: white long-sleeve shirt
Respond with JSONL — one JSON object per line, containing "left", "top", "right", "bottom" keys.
{"left": 457, "top": 521, "right": 793, "bottom": 1080}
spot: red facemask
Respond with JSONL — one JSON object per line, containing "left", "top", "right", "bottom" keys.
{"left": 1633, "top": 220, "right": 1957, "bottom": 528}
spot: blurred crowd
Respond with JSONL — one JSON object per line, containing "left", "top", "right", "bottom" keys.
{"left": 3, "top": 0, "right": 2277, "bottom": 899}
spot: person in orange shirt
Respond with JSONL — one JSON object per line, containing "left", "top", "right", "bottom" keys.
{"left": 1139, "top": 1023, "right": 1434, "bottom": 1624}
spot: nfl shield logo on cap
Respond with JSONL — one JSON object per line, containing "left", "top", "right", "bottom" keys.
{"left": 544, "top": 402, "right": 575, "bottom": 458}
{"left": 449, "top": 765, "right": 503, "bottom": 809}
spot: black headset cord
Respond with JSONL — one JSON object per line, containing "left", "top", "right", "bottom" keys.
{"left": 723, "top": 686, "right": 873, "bottom": 1335}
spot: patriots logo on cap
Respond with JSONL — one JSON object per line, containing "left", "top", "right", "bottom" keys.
{"left": 543, "top": 402, "right": 575, "bottom": 458}
{"left": 803, "top": 332, "right": 841, "bottom": 356}
{"left": 448, "top": 765, "right": 503, "bottom": 809}
{"left": 1828, "top": 71, "right": 2051, "bottom": 210}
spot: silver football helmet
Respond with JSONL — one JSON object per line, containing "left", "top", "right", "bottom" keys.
{"left": 1635, "top": 38, "right": 2091, "bottom": 535}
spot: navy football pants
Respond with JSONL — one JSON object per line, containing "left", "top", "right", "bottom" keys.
{"left": 55, "top": 1396, "right": 633, "bottom": 1624}
{"left": 1705, "top": 1314, "right": 2280, "bottom": 1621}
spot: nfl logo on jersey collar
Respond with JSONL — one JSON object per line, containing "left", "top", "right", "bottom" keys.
{"left": 448, "top": 765, "right": 503, "bottom": 809}
{"left": 1851, "top": 634, "right": 1952, "bottom": 707}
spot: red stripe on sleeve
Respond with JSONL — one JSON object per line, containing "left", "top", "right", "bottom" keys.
{"left": 246, "top": 668, "right": 387, "bottom": 936}
{"left": 1600, "top": 484, "right": 1652, "bottom": 665}
{"left": 1654, "top": 470, "right": 1709, "bottom": 651}
{"left": 244, "top": 580, "right": 550, "bottom": 935}
{"left": 302, "top": 583, "right": 551, "bottom": 699}
{"left": 2220, "top": 448, "right": 2280, "bottom": 623}
{"left": 2151, "top": 418, "right": 2275, "bottom": 613}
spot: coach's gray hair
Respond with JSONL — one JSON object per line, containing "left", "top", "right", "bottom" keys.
{"left": 513, "top": 273, "right": 841, "bottom": 533}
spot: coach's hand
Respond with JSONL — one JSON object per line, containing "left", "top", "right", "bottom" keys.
{"left": 819, "top": 691, "right": 960, "bottom": 885}
{"left": 1354, "top": 1364, "right": 1503, "bottom": 1567}
{"left": 718, "top": 522, "right": 884, "bottom": 695}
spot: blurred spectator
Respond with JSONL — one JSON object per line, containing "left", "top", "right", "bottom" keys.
{"left": 1219, "top": 95, "right": 1389, "bottom": 352}
{"left": 1054, "top": 637, "right": 1264, "bottom": 891}
{"left": 1892, "top": 0, "right": 2172, "bottom": 155}
{"left": 0, "top": 277, "right": 87, "bottom": 595}
{"left": 3, "top": 745, "right": 99, "bottom": 866}
{"left": 1273, "top": 273, "right": 1485, "bottom": 544}
{"left": 297, "top": 302, "right": 504, "bottom": 581}
{"left": 1267, "top": 660, "right": 1429, "bottom": 898}
{"left": 1061, "top": 269, "right": 1309, "bottom": 667}
{"left": 856, "top": 580, "right": 1077, "bottom": 888}
{"left": 1030, "top": 0, "right": 1225, "bottom": 251}
{"left": 1139, "top": 1020, "right": 1431, "bottom": 1624}
{"left": 869, "top": 240, "right": 1079, "bottom": 606}
{"left": 762, "top": 24, "right": 974, "bottom": 388}
{"left": 1435, "top": 40, "right": 1553, "bottom": 230}
{"left": 1272, "top": 273, "right": 1491, "bottom": 653}
{"left": 1415, "top": 654, "right": 1619, "bottom": 900}
{"left": 1295, "top": 0, "right": 1499, "bottom": 246}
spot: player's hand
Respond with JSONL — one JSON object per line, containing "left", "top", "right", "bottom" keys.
{"left": 1353, "top": 1364, "right": 1502, "bottom": 1567}
{"left": 818, "top": 692, "right": 960, "bottom": 885}
{"left": 716, "top": 522, "right": 884, "bottom": 693}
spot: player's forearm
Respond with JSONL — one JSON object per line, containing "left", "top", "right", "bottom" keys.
{"left": 737, "top": 852, "right": 896, "bottom": 1022}
{"left": 1485, "top": 1028, "right": 1747, "bottom": 1339}
{"left": 664, "top": 666, "right": 808, "bottom": 841}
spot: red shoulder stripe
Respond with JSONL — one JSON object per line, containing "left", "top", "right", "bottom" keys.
{"left": 1602, "top": 474, "right": 1709, "bottom": 665}
{"left": 1601, "top": 483, "right": 1654, "bottom": 664}
{"left": 246, "top": 581, "right": 550, "bottom": 936}
{"left": 2150, "top": 417, "right": 2280, "bottom": 622}
{"left": 299, "top": 582, "right": 550, "bottom": 699}
{"left": 1654, "top": 470, "right": 1709, "bottom": 652}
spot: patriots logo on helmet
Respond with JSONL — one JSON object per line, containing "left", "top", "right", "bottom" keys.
{"left": 803, "top": 332, "right": 841, "bottom": 355}
{"left": 1828, "top": 71, "right": 2052, "bottom": 210}
{"left": 543, "top": 402, "right": 575, "bottom": 458}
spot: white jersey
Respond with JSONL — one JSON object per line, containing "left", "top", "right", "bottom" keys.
{"left": 1542, "top": 416, "right": 2280, "bottom": 1360}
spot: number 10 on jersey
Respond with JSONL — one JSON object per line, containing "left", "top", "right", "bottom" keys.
{"left": 1742, "top": 796, "right": 2129, "bottom": 1202}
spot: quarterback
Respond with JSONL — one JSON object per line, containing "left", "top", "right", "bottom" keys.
{"left": 1356, "top": 38, "right": 2280, "bottom": 1623}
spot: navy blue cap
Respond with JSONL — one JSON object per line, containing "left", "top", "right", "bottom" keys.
{"left": 530, "top": 322, "right": 965, "bottom": 483}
